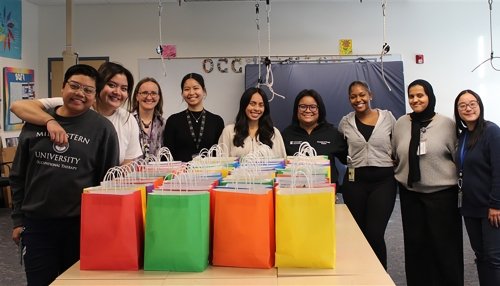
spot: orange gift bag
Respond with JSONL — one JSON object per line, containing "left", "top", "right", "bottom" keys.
{"left": 212, "top": 186, "right": 275, "bottom": 268}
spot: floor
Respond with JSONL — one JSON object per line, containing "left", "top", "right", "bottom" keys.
{"left": 0, "top": 195, "right": 479, "bottom": 286}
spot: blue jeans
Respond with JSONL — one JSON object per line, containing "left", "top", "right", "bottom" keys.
{"left": 464, "top": 216, "right": 500, "bottom": 286}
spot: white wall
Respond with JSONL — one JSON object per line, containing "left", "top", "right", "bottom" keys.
{"left": 33, "top": 1, "right": 500, "bottom": 124}
{"left": 0, "top": 1, "right": 39, "bottom": 142}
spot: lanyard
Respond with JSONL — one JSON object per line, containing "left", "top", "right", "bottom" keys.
{"left": 459, "top": 132, "right": 468, "bottom": 174}
{"left": 186, "top": 109, "right": 206, "bottom": 151}
{"left": 458, "top": 132, "right": 468, "bottom": 191}
{"left": 457, "top": 132, "right": 468, "bottom": 208}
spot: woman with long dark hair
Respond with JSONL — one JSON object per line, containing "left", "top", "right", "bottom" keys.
{"left": 218, "top": 87, "right": 286, "bottom": 158}
{"left": 454, "top": 89, "right": 500, "bottom": 286}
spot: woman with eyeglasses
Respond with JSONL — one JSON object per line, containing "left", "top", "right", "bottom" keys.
{"left": 282, "top": 89, "right": 347, "bottom": 184}
{"left": 10, "top": 62, "right": 142, "bottom": 165}
{"left": 218, "top": 87, "right": 286, "bottom": 158}
{"left": 130, "top": 77, "right": 165, "bottom": 158}
{"left": 163, "top": 73, "right": 224, "bottom": 161}
{"left": 392, "top": 79, "right": 463, "bottom": 286}
{"left": 338, "top": 81, "right": 396, "bottom": 269}
{"left": 454, "top": 90, "right": 500, "bottom": 286}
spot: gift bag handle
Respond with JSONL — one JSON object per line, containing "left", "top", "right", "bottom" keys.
{"left": 297, "top": 142, "right": 317, "bottom": 157}
{"left": 156, "top": 147, "right": 174, "bottom": 162}
{"left": 291, "top": 169, "right": 312, "bottom": 191}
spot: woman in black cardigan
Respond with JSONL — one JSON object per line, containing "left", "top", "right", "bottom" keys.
{"left": 163, "top": 73, "right": 224, "bottom": 162}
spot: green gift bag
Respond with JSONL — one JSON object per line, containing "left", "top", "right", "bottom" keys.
{"left": 144, "top": 190, "right": 210, "bottom": 272}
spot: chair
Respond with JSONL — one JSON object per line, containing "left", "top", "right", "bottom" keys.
{"left": 0, "top": 146, "right": 15, "bottom": 208}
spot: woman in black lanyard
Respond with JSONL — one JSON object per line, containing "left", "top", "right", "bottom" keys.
{"left": 163, "top": 73, "right": 224, "bottom": 162}
{"left": 454, "top": 90, "right": 500, "bottom": 286}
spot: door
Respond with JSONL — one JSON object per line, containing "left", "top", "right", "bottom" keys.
{"left": 48, "top": 57, "right": 108, "bottom": 98}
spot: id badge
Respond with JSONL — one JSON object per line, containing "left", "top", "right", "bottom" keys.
{"left": 417, "top": 140, "right": 427, "bottom": 155}
{"left": 348, "top": 167, "right": 355, "bottom": 182}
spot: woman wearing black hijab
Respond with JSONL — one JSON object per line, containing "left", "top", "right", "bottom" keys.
{"left": 392, "top": 79, "right": 464, "bottom": 286}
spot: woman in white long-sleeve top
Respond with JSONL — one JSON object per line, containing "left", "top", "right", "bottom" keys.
{"left": 218, "top": 87, "right": 286, "bottom": 158}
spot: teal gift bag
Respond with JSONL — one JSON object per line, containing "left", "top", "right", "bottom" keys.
{"left": 144, "top": 190, "right": 210, "bottom": 272}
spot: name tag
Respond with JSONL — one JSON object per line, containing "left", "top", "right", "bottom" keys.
{"left": 348, "top": 167, "right": 355, "bottom": 182}
{"left": 290, "top": 141, "right": 302, "bottom": 145}
{"left": 417, "top": 141, "right": 427, "bottom": 155}
{"left": 317, "top": 141, "right": 330, "bottom": 145}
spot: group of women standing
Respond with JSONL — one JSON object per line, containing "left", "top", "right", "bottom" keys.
{"left": 10, "top": 61, "right": 500, "bottom": 286}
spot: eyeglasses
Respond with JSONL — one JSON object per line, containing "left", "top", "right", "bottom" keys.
{"left": 67, "top": 80, "right": 96, "bottom": 95}
{"left": 298, "top": 104, "right": 318, "bottom": 113}
{"left": 457, "top": 100, "right": 479, "bottom": 111}
{"left": 138, "top": 91, "right": 159, "bottom": 98}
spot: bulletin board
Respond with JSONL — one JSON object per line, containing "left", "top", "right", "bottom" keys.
{"left": 3, "top": 67, "right": 34, "bottom": 131}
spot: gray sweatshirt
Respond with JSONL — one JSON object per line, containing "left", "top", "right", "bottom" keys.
{"left": 392, "top": 114, "right": 457, "bottom": 193}
{"left": 338, "top": 109, "right": 395, "bottom": 168}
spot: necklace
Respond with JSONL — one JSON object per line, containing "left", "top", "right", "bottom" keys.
{"left": 189, "top": 109, "right": 204, "bottom": 123}
{"left": 186, "top": 109, "right": 207, "bottom": 150}
{"left": 141, "top": 119, "right": 152, "bottom": 128}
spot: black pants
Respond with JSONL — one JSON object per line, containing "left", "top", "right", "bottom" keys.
{"left": 22, "top": 217, "right": 80, "bottom": 286}
{"left": 399, "top": 184, "right": 464, "bottom": 286}
{"left": 464, "top": 216, "right": 500, "bottom": 286}
{"left": 342, "top": 167, "right": 397, "bottom": 269}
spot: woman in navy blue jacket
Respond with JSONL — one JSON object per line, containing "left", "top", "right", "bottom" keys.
{"left": 454, "top": 90, "right": 500, "bottom": 286}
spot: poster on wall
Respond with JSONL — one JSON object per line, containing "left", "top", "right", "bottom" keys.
{"left": 3, "top": 67, "right": 34, "bottom": 131}
{"left": 5, "top": 136, "right": 18, "bottom": 147}
{"left": 0, "top": 0, "right": 22, "bottom": 59}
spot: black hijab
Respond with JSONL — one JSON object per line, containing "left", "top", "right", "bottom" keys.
{"left": 407, "top": 79, "right": 436, "bottom": 187}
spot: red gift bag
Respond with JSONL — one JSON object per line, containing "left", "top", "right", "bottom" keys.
{"left": 212, "top": 187, "right": 275, "bottom": 269}
{"left": 80, "top": 189, "right": 144, "bottom": 270}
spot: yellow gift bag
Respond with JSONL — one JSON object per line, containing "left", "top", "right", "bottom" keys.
{"left": 275, "top": 185, "right": 336, "bottom": 268}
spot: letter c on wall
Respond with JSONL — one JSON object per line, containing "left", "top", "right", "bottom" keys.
{"left": 231, "top": 58, "right": 243, "bottom": 73}
{"left": 217, "top": 58, "right": 228, "bottom": 73}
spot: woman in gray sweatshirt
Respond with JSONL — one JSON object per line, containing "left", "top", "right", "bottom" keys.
{"left": 338, "top": 81, "right": 397, "bottom": 270}
{"left": 392, "top": 79, "right": 463, "bottom": 286}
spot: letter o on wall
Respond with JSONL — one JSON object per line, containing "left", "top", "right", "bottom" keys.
{"left": 202, "top": 58, "right": 214, "bottom": 73}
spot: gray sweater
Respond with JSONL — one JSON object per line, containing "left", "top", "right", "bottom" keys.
{"left": 392, "top": 114, "right": 457, "bottom": 193}
{"left": 338, "top": 109, "right": 395, "bottom": 168}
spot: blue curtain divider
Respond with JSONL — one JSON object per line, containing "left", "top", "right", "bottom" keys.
{"left": 245, "top": 61, "right": 406, "bottom": 131}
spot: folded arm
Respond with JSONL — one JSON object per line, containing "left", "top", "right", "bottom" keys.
{"left": 10, "top": 99, "right": 68, "bottom": 145}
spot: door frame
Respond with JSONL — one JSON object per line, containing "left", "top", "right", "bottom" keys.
{"left": 48, "top": 57, "right": 109, "bottom": 98}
